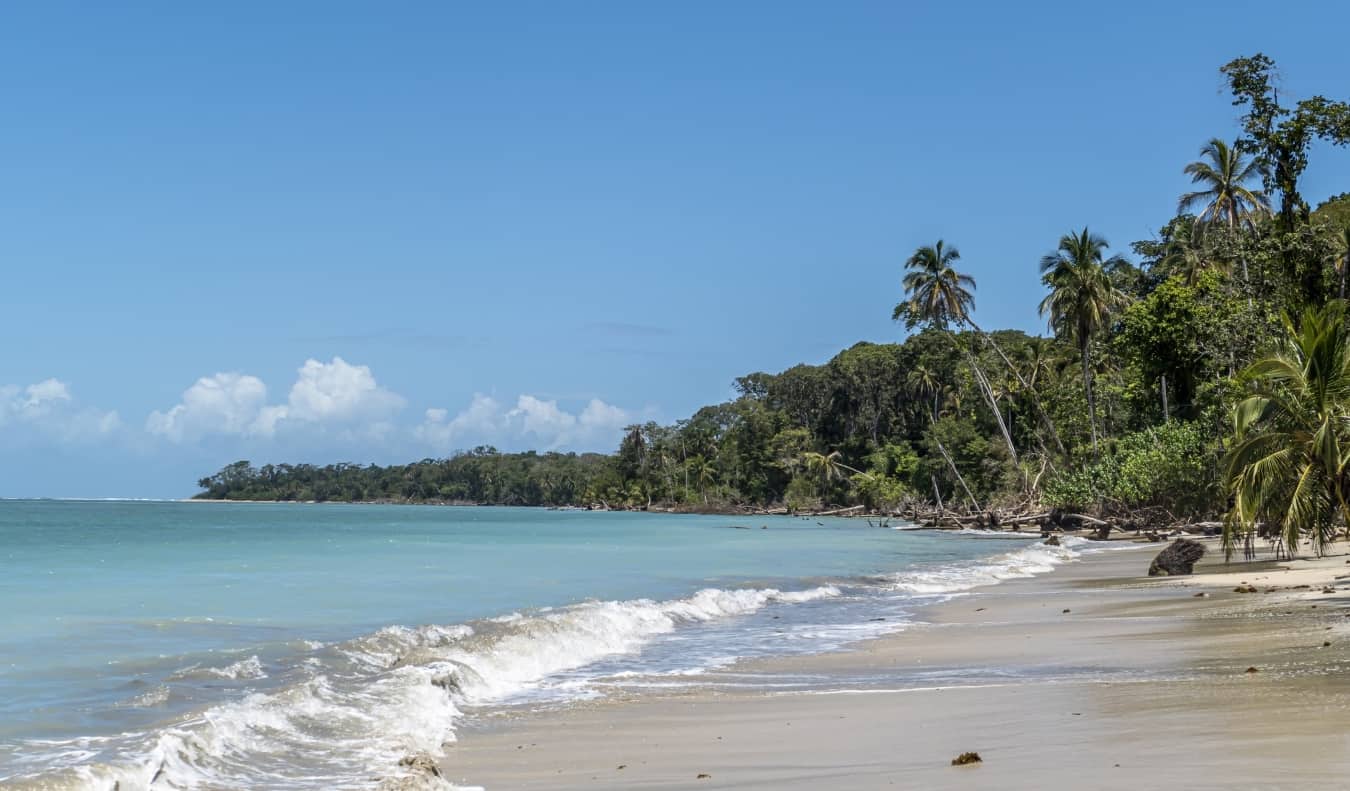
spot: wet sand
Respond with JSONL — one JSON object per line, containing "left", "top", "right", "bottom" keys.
{"left": 442, "top": 540, "right": 1350, "bottom": 790}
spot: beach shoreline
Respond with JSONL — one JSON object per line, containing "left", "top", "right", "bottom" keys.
{"left": 440, "top": 539, "right": 1350, "bottom": 790}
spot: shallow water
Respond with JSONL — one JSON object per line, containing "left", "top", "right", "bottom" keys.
{"left": 0, "top": 500, "right": 1095, "bottom": 789}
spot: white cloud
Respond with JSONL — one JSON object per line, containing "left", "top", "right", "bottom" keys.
{"left": 147, "top": 357, "right": 404, "bottom": 442}
{"left": 277, "top": 357, "right": 405, "bottom": 423}
{"left": 23, "top": 379, "right": 72, "bottom": 412}
{"left": 146, "top": 372, "right": 269, "bottom": 441}
{"left": 0, "top": 378, "right": 120, "bottom": 442}
{"left": 418, "top": 393, "right": 630, "bottom": 452}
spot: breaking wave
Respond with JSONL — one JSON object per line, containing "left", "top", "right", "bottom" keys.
{"left": 6, "top": 586, "right": 839, "bottom": 790}
{"left": 6, "top": 535, "right": 1118, "bottom": 790}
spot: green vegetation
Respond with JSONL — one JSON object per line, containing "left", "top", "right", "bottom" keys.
{"left": 197, "top": 54, "right": 1350, "bottom": 558}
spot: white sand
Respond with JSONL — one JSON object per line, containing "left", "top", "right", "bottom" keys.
{"left": 443, "top": 539, "right": 1350, "bottom": 790}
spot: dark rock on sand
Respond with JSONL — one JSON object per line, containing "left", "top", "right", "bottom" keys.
{"left": 1147, "top": 538, "right": 1206, "bottom": 577}
{"left": 951, "top": 752, "right": 983, "bottom": 766}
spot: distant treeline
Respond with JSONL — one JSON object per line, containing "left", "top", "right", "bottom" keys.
{"left": 198, "top": 53, "right": 1350, "bottom": 551}
{"left": 194, "top": 451, "right": 615, "bottom": 506}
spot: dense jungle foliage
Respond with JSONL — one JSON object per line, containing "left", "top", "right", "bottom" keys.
{"left": 198, "top": 54, "right": 1350, "bottom": 556}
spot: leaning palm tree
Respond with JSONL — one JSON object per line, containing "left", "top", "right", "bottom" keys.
{"left": 1178, "top": 138, "right": 1271, "bottom": 283}
{"left": 1224, "top": 301, "right": 1350, "bottom": 560}
{"left": 801, "top": 450, "right": 868, "bottom": 501}
{"left": 895, "top": 241, "right": 1065, "bottom": 458}
{"left": 894, "top": 241, "right": 1017, "bottom": 464}
{"left": 1039, "top": 228, "right": 1131, "bottom": 456}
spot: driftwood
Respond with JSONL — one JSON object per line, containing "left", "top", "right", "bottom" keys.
{"left": 999, "top": 512, "right": 1052, "bottom": 526}
{"left": 1148, "top": 538, "right": 1207, "bottom": 577}
{"left": 817, "top": 505, "right": 865, "bottom": 516}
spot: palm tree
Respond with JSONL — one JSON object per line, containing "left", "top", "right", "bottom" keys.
{"left": 802, "top": 450, "right": 867, "bottom": 501}
{"left": 892, "top": 240, "right": 975, "bottom": 330}
{"left": 1178, "top": 138, "right": 1271, "bottom": 284}
{"left": 689, "top": 455, "right": 717, "bottom": 504}
{"left": 1224, "top": 301, "right": 1350, "bottom": 560}
{"left": 906, "top": 363, "right": 942, "bottom": 420}
{"left": 895, "top": 241, "right": 1017, "bottom": 464}
{"left": 1161, "top": 219, "right": 1228, "bottom": 286}
{"left": 1039, "top": 228, "right": 1131, "bottom": 456}
{"left": 895, "top": 241, "right": 1066, "bottom": 459}
{"left": 1179, "top": 138, "right": 1271, "bottom": 227}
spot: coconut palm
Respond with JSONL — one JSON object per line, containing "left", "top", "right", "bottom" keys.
{"left": 1178, "top": 138, "right": 1271, "bottom": 228}
{"left": 688, "top": 455, "right": 717, "bottom": 504}
{"left": 1161, "top": 219, "right": 1228, "bottom": 286}
{"left": 1224, "top": 300, "right": 1350, "bottom": 560}
{"left": 892, "top": 240, "right": 975, "bottom": 330}
{"left": 802, "top": 450, "right": 867, "bottom": 500}
{"left": 895, "top": 241, "right": 1018, "bottom": 464}
{"left": 1179, "top": 138, "right": 1271, "bottom": 284}
{"left": 1039, "top": 228, "right": 1131, "bottom": 455}
{"left": 906, "top": 363, "right": 942, "bottom": 420}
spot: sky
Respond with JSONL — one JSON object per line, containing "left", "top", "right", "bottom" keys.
{"left": 2, "top": 1, "right": 1348, "bottom": 498}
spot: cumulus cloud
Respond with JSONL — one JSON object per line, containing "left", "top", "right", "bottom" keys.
{"left": 147, "top": 357, "right": 404, "bottom": 442}
{"left": 417, "top": 393, "right": 631, "bottom": 452}
{"left": 415, "top": 394, "right": 503, "bottom": 448}
{"left": 280, "top": 357, "right": 405, "bottom": 423}
{"left": 0, "top": 378, "right": 120, "bottom": 441}
{"left": 145, "top": 372, "right": 269, "bottom": 441}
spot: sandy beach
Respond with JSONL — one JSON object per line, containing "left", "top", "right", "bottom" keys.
{"left": 443, "top": 539, "right": 1350, "bottom": 790}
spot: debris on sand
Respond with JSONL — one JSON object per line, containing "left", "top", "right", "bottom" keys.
{"left": 951, "top": 752, "right": 983, "bottom": 766}
{"left": 1147, "top": 538, "right": 1206, "bottom": 577}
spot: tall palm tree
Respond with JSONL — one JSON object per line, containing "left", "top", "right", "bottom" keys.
{"left": 895, "top": 241, "right": 1017, "bottom": 464}
{"left": 1224, "top": 301, "right": 1350, "bottom": 559}
{"left": 1179, "top": 138, "right": 1271, "bottom": 227}
{"left": 892, "top": 240, "right": 974, "bottom": 330}
{"left": 1178, "top": 138, "right": 1271, "bottom": 284}
{"left": 1039, "top": 228, "right": 1131, "bottom": 456}
{"left": 895, "top": 242, "right": 1065, "bottom": 458}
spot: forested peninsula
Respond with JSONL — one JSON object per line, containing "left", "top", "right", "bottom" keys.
{"left": 197, "top": 54, "right": 1350, "bottom": 557}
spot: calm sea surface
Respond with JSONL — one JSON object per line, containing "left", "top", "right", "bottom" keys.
{"left": 0, "top": 500, "right": 1083, "bottom": 789}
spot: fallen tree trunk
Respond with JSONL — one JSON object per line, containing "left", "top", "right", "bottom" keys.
{"left": 999, "top": 512, "right": 1052, "bottom": 526}
{"left": 817, "top": 505, "right": 866, "bottom": 516}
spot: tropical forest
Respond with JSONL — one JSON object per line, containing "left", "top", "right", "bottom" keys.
{"left": 198, "top": 54, "right": 1350, "bottom": 558}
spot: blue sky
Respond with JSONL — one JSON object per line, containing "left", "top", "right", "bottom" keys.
{"left": 2, "top": 1, "right": 1348, "bottom": 497}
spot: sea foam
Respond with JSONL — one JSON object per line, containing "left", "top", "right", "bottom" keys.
{"left": 16, "top": 584, "right": 840, "bottom": 790}
{"left": 10, "top": 536, "right": 1111, "bottom": 791}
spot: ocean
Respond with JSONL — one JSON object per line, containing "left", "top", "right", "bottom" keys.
{"left": 0, "top": 500, "right": 1096, "bottom": 789}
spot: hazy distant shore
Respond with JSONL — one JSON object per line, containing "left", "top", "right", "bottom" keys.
{"left": 442, "top": 540, "right": 1350, "bottom": 790}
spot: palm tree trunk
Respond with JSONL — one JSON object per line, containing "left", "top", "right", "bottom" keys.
{"left": 965, "top": 319, "right": 1066, "bottom": 456}
{"left": 965, "top": 347, "right": 1019, "bottom": 465}
{"left": 1082, "top": 343, "right": 1098, "bottom": 456}
{"left": 933, "top": 434, "right": 979, "bottom": 511}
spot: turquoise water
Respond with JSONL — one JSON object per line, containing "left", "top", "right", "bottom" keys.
{"left": 0, "top": 500, "right": 1078, "bottom": 789}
